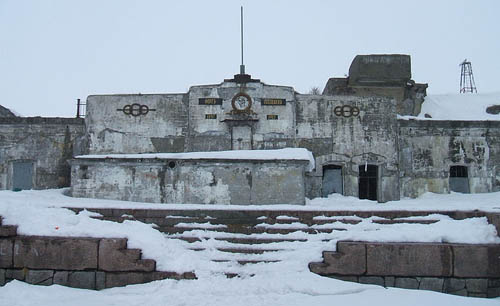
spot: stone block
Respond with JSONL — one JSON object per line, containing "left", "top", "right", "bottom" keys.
{"left": 385, "top": 276, "right": 395, "bottom": 287}
{"left": 359, "top": 276, "right": 384, "bottom": 287}
{"left": 68, "top": 271, "right": 96, "bottom": 289}
{"left": 468, "top": 292, "right": 487, "bottom": 298}
{"left": 26, "top": 270, "right": 53, "bottom": 286}
{"left": 96, "top": 272, "right": 106, "bottom": 290}
{"left": 14, "top": 237, "right": 98, "bottom": 270}
{"left": 330, "top": 275, "right": 358, "bottom": 283}
{"left": 0, "top": 269, "right": 5, "bottom": 286}
{"left": 0, "top": 239, "right": 13, "bottom": 268}
{"left": 466, "top": 278, "right": 488, "bottom": 293}
{"left": 366, "top": 243, "right": 452, "bottom": 276}
{"left": 0, "top": 226, "right": 17, "bottom": 237}
{"left": 105, "top": 272, "right": 162, "bottom": 288}
{"left": 444, "top": 278, "right": 465, "bottom": 292}
{"left": 53, "top": 271, "right": 69, "bottom": 285}
{"left": 487, "top": 287, "right": 500, "bottom": 298}
{"left": 54, "top": 271, "right": 96, "bottom": 289}
{"left": 453, "top": 244, "right": 500, "bottom": 277}
{"left": 5, "top": 268, "right": 25, "bottom": 281}
{"left": 488, "top": 279, "right": 500, "bottom": 288}
{"left": 449, "top": 289, "right": 468, "bottom": 297}
{"left": 309, "top": 242, "right": 366, "bottom": 276}
{"left": 394, "top": 277, "right": 419, "bottom": 289}
{"left": 98, "top": 238, "right": 155, "bottom": 272}
{"left": 418, "top": 277, "right": 444, "bottom": 292}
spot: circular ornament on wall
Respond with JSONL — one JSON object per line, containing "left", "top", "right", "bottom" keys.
{"left": 231, "top": 92, "right": 253, "bottom": 112}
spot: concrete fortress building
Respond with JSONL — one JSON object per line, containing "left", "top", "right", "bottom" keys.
{"left": 1, "top": 54, "right": 499, "bottom": 204}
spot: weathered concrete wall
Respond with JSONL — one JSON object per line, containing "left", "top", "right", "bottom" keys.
{"left": 323, "top": 55, "right": 427, "bottom": 116}
{"left": 0, "top": 117, "right": 85, "bottom": 190}
{"left": 399, "top": 120, "right": 500, "bottom": 198}
{"left": 187, "top": 82, "right": 296, "bottom": 151}
{"left": 297, "top": 95, "right": 400, "bottom": 202}
{"left": 309, "top": 241, "right": 500, "bottom": 298}
{"left": 86, "top": 94, "right": 188, "bottom": 154}
{"left": 70, "top": 158, "right": 307, "bottom": 205}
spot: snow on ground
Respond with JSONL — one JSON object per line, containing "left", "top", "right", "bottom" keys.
{"left": 1, "top": 189, "right": 500, "bottom": 305}
{"left": 398, "top": 92, "right": 500, "bottom": 121}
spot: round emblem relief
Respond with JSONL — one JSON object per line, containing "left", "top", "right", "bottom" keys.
{"left": 231, "top": 92, "right": 252, "bottom": 112}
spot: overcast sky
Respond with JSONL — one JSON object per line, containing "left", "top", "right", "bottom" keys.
{"left": 0, "top": 0, "right": 499, "bottom": 117}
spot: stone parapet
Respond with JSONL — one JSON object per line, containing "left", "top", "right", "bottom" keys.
{"left": 309, "top": 241, "right": 500, "bottom": 298}
{"left": 0, "top": 219, "right": 196, "bottom": 289}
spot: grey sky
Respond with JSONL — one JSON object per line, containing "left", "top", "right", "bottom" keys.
{"left": 0, "top": 0, "right": 499, "bottom": 117}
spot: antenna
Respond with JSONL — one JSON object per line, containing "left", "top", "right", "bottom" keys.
{"left": 240, "top": 6, "right": 245, "bottom": 75}
{"left": 459, "top": 59, "right": 477, "bottom": 93}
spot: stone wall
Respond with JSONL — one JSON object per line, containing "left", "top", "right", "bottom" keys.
{"left": 70, "top": 157, "right": 308, "bottom": 205}
{"left": 399, "top": 120, "right": 500, "bottom": 198}
{"left": 0, "top": 218, "right": 194, "bottom": 289}
{"left": 86, "top": 94, "right": 188, "bottom": 154}
{"left": 297, "top": 95, "right": 400, "bottom": 202}
{"left": 309, "top": 241, "right": 500, "bottom": 298}
{"left": 0, "top": 117, "right": 85, "bottom": 190}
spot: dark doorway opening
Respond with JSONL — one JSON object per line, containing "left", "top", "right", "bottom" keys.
{"left": 13, "top": 161, "right": 34, "bottom": 191}
{"left": 449, "top": 165, "right": 469, "bottom": 193}
{"left": 322, "top": 165, "right": 343, "bottom": 197}
{"left": 359, "top": 164, "right": 377, "bottom": 201}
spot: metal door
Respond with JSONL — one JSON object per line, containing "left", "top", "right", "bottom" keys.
{"left": 12, "top": 161, "right": 33, "bottom": 190}
{"left": 322, "top": 166, "right": 343, "bottom": 197}
{"left": 232, "top": 126, "right": 252, "bottom": 150}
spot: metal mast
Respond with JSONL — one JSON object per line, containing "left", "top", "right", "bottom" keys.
{"left": 459, "top": 59, "right": 477, "bottom": 93}
{"left": 240, "top": 6, "right": 245, "bottom": 75}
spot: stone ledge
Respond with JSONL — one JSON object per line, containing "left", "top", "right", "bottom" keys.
{"left": 366, "top": 242, "right": 453, "bottom": 276}
{"left": 311, "top": 241, "right": 500, "bottom": 298}
{"left": 13, "top": 236, "right": 99, "bottom": 270}
{"left": 454, "top": 244, "right": 500, "bottom": 277}
{"left": 98, "top": 238, "right": 155, "bottom": 272}
{"left": 309, "top": 242, "right": 366, "bottom": 275}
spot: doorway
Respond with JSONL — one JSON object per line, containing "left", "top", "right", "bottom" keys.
{"left": 322, "top": 165, "right": 343, "bottom": 197}
{"left": 359, "top": 164, "right": 377, "bottom": 201}
{"left": 231, "top": 126, "right": 252, "bottom": 150}
{"left": 449, "top": 165, "right": 469, "bottom": 193}
{"left": 12, "top": 161, "right": 34, "bottom": 190}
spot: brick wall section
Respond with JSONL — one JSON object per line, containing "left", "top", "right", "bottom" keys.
{"left": 0, "top": 217, "right": 195, "bottom": 289}
{"left": 309, "top": 241, "right": 500, "bottom": 298}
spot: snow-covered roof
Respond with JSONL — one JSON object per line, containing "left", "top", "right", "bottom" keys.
{"left": 76, "top": 148, "right": 316, "bottom": 172}
{"left": 415, "top": 92, "right": 500, "bottom": 121}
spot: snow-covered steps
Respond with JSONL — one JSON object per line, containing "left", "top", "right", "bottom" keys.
{"left": 65, "top": 207, "right": 500, "bottom": 277}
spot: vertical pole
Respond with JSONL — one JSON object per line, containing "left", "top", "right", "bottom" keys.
{"left": 240, "top": 6, "right": 245, "bottom": 75}
{"left": 76, "top": 99, "right": 81, "bottom": 118}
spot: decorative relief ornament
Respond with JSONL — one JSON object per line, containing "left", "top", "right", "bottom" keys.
{"left": 231, "top": 92, "right": 252, "bottom": 112}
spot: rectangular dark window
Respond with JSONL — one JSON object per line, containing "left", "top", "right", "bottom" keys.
{"left": 359, "top": 165, "right": 377, "bottom": 201}
{"left": 267, "top": 115, "right": 279, "bottom": 120}
{"left": 205, "top": 114, "right": 217, "bottom": 119}
{"left": 450, "top": 165, "right": 467, "bottom": 177}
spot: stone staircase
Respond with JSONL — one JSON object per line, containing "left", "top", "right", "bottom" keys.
{"left": 67, "top": 207, "right": 499, "bottom": 277}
